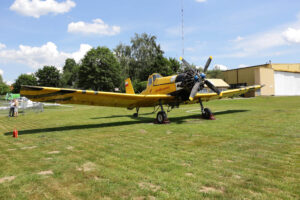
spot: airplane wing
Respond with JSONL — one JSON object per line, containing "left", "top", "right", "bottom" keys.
{"left": 192, "top": 85, "right": 262, "bottom": 102}
{"left": 21, "top": 85, "right": 261, "bottom": 109}
{"left": 20, "top": 86, "right": 175, "bottom": 109}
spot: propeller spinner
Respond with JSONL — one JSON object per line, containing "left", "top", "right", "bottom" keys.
{"left": 180, "top": 56, "right": 220, "bottom": 101}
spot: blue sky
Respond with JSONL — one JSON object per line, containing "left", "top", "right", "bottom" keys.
{"left": 1, "top": 0, "right": 300, "bottom": 84}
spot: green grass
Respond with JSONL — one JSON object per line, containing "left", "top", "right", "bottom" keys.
{"left": 0, "top": 97, "right": 299, "bottom": 200}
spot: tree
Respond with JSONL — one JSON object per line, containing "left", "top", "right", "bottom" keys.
{"left": 12, "top": 74, "right": 37, "bottom": 93}
{"left": 207, "top": 69, "right": 224, "bottom": 79}
{"left": 78, "top": 47, "right": 121, "bottom": 91}
{"left": 0, "top": 75, "right": 10, "bottom": 94}
{"left": 168, "top": 58, "right": 181, "bottom": 73}
{"left": 61, "top": 58, "right": 79, "bottom": 88}
{"left": 130, "top": 33, "right": 168, "bottom": 81}
{"left": 35, "top": 66, "right": 60, "bottom": 87}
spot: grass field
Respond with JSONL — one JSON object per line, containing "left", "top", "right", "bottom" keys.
{"left": 0, "top": 97, "right": 299, "bottom": 200}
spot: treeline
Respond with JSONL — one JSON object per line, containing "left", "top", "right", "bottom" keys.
{"left": 8, "top": 33, "right": 223, "bottom": 94}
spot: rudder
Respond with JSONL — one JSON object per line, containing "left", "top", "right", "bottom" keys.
{"left": 125, "top": 78, "right": 135, "bottom": 94}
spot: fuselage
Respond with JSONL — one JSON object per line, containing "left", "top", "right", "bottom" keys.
{"left": 141, "top": 73, "right": 180, "bottom": 95}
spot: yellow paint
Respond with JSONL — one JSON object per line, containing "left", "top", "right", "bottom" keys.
{"left": 20, "top": 72, "right": 261, "bottom": 109}
{"left": 125, "top": 78, "right": 135, "bottom": 94}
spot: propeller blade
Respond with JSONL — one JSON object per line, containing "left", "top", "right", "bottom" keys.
{"left": 205, "top": 80, "right": 220, "bottom": 95}
{"left": 180, "top": 56, "right": 191, "bottom": 68}
{"left": 189, "top": 81, "right": 201, "bottom": 101}
{"left": 203, "top": 56, "right": 212, "bottom": 73}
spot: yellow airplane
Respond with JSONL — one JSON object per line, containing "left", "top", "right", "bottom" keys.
{"left": 21, "top": 57, "right": 261, "bottom": 123}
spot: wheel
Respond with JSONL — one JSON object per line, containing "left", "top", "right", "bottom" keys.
{"left": 202, "top": 108, "right": 212, "bottom": 119}
{"left": 156, "top": 111, "right": 167, "bottom": 124}
{"left": 133, "top": 113, "right": 138, "bottom": 118}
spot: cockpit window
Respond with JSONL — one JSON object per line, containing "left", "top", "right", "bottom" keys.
{"left": 148, "top": 77, "right": 153, "bottom": 86}
{"left": 153, "top": 75, "right": 157, "bottom": 82}
{"left": 153, "top": 74, "right": 161, "bottom": 83}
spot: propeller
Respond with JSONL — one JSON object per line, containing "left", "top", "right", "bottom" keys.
{"left": 180, "top": 56, "right": 220, "bottom": 101}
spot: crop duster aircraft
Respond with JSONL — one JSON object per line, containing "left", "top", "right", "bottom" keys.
{"left": 21, "top": 57, "right": 261, "bottom": 124}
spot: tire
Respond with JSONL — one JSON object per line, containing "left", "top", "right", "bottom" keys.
{"left": 202, "top": 108, "right": 212, "bottom": 119}
{"left": 156, "top": 111, "right": 167, "bottom": 124}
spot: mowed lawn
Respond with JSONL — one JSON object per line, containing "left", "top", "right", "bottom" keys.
{"left": 0, "top": 97, "right": 299, "bottom": 200}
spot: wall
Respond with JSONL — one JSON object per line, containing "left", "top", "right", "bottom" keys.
{"left": 255, "top": 67, "right": 274, "bottom": 96}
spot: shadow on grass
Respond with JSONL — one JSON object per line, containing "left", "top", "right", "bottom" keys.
{"left": 4, "top": 109, "right": 248, "bottom": 136}
{"left": 90, "top": 112, "right": 154, "bottom": 119}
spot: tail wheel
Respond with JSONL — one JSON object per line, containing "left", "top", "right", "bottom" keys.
{"left": 156, "top": 111, "right": 167, "bottom": 124}
{"left": 202, "top": 108, "right": 212, "bottom": 119}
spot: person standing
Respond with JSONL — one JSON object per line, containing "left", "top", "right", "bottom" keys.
{"left": 14, "top": 99, "right": 19, "bottom": 117}
{"left": 9, "top": 100, "right": 15, "bottom": 117}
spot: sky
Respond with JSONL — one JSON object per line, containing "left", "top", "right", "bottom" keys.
{"left": 1, "top": 0, "right": 300, "bottom": 84}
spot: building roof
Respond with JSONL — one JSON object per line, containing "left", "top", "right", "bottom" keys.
{"left": 205, "top": 79, "right": 229, "bottom": 88}
{"left": 224, "top": 63, "right": 300, "bottom": 73}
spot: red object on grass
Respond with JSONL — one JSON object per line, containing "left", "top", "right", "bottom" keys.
{"left": 13, "top": 129, "right": 18, "bottom": 138}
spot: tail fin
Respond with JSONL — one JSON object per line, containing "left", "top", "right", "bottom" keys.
{"left": 125, "top": 78, "right": 135, "bottom": 94}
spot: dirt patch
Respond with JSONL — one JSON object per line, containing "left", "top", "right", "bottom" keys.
{"left": 166, "top": 130, "right": 172, "bottom": 134}
{"left": 133, "top": 197, "right": 146, "bottom": 200}
{"left": 66, "top": 146, "right": 74, "bottom": 150}
{"left": 199, "top": 186, "right": 223, "bottom": 193}
{"left": 100, "top": 197, "right": 111, "bottom": 200}
{"left": 138, "top": 182, "right": 161, "bottom": 192}
{"left": 181, "top": 163, "right": 191, "bottom": 167}
{"left": 139, "top": 129, "right": 147, "bottom": 134}
{"left": 185, "top": 173, "right": 194, "bottom": 177}
{"left": 37, "top": 170, "right": 53, "bottom": 175}
{"left": 0, "top": 176, "right": 15, "bottom": 184}
{"left": 21, "top": 146, "right": 37, "bottom": 150}
{"left": 133, "top": 196, "right": 156, "bottom": 200}
{"left": 48, "top": 151, "right": 60, "bottom": 154}
{"left": 7, "top": 149, "right": 16, "bottom": 151}
{"left": 234, "top": 175, "right": 241, "bottom": 179}
{"left": 44, "top": 158, "right": 53, "bottom": 160}
{"left": 227, "top": 160, "right": 233, "bottom": 163}
{"left": 77, "top": 162, "right": 96, "bottom": 172}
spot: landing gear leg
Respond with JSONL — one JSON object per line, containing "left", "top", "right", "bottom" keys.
{"left": 199, "top": 98, "right": 215, "bottom": 120}
{"left": 156, "top": 101, "right": 169, "bottom": 124}
{"left": 133, "top": 107, "right": 139, "bottom": 118}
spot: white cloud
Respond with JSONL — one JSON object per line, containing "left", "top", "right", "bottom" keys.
{"left": 238, "top": 64, "right": 248, "bottom": 68}
{"left": 214, "top": 64, "right": 228, "bottom": 71}
{"left": 0, "top": 42, "right": 92, "bottom": 69}
{"left": 6, "top": 80, "right": 13, "bottom": 85}
{"left": 195, "top": 0, "right": 207, "bottom": 2}
{"left": 68, "top": 19, "right": 121, "bottom": 36}
{"left": 283, "top": 28, "right": 300, "bottom": 43}
{"left": 0, "top": 69, "right": 3, "bottom": 75}
{"left": 219, "top": 12, "right": 300, "bottom": 58}
{"left": 231, "top": 36, "right": 244, "bottom": 42}
{"left": 0, "top": 43, "right": 6, "bottom": 50}
{"left": 10, "top": 0, "right": 76, "bottom": 18}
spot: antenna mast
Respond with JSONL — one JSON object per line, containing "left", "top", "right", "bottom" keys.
{"left": 181, "top": 0, "right": 184, "bottom": 57}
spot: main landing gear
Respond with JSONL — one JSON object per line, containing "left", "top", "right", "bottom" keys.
{"left": 156, "top": 101, "right": 170, "bottom": 124}
{"left": 199, "top": 98, "right": 215, "bottom": 120}
{"left": 133, "top": 107, "right": 139, "bottom": 118}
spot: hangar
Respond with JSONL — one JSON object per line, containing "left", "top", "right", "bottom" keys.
{"left": 222, "top": 63, "right": 300, "bottom": 97}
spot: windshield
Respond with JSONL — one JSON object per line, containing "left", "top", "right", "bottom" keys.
{"left": 148, "top": 77, "right": 153, "bottom": 86}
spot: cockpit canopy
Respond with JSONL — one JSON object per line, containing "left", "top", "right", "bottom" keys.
{"left": 147, "top": 73, "right": 162, "bottom": 86}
